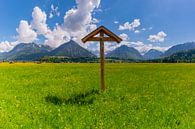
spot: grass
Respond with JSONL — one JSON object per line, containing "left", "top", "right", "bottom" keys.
{"left": 0, "top": 63, "right": 194, "bottom": 129}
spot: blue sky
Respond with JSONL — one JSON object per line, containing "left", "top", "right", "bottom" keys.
{"left": 0, "top": 0, "right": 195, "bottom": 53}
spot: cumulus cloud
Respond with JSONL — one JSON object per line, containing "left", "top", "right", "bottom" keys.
{"left": 16, "top": 20, "right": 37, "bottom": 43}
{"left": 0, "top": 41, "right": 19, "bottom": 52}
{"left": 31, "top": 6, "right": 50, "bottom": 35}
{"left": 31, "top": 6, "right": 71, "bottom": 48}
{"left": 119, "top": 19, "right": 140, "bottom": 31}
{"left": 62, "top": 0, "right": 101, "bottom": 39}
{"left": 44, "top": 25, "right": 70, "bottom": 48}
{"left": 148, "top": 31, "right": 167, "bottom": 42}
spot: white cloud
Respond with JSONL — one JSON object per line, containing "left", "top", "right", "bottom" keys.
{"left": 114, "top": 21, "right": 119, "bottom": 24}
{"left": 141, "top": 27, "right": 152, "bottom": 31}
{"left": 62, "top": 0, "right": 101, "bottom": 39}
{"left": 119, "top": 19, "right": 141, "bottom": 31}
{"left": 134, "top": 30, "right": 140, "bottom": 34}
{"left": 45, "top": 25, "right": 70, "bottom": 48}
{"left": 49, "top": 13, "right": 53, "bottom": 19}
{"left": 118, "top": 41, "right": 169, "bottom": 54}
{"left": 49, "top": 4, "right": 60, "bottom": 19}
{"left": 16, "top": 20, "right": 37, "bottom": 43}
{"left": 131, "top": 42, "right": 169, "bottom": 54}
{"left": 0, "top": 41, "right": 19, "bottom": 52}
{"left": 31, "top": 6, "right": 50, "bottom": 35}
{"left": 92, "top": 18, "right": 99, "bottom": 24}
{"left": 31, "top": 6, "right": 72, "bottom": 48}
{"left": 149, "top": 27, "right": 153, "bottom": 30}
{"left": 119, "top": 33, "right": 129, "bottom": 41}
{"left": 148, "top": 31, "right": 167, "bottom": 42}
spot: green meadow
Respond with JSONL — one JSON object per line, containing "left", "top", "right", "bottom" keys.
{"left": 0, "top": 63, "right": 194, "bottom": 129}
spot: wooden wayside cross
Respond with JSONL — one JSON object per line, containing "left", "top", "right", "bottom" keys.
{"left": 82, "top": 26, "right": 122, "bottom": 91}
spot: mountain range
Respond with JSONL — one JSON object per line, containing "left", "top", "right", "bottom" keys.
{"left": 106, "top": 42, "right": 195, "bottom": 60}
{"left": 49, "top": 40, "right": 96, "bottom": 58}
{"left": 163, "top": 42, "right": 195, "bottom": 57}
{"left": 161, "top": 49, "right": 195, "bottom": 63}
{"left": 143, "top": 49, "right": 163, "bottom": 60}
{"left": 106, "top": 45, "right": 143, "bottom": 60}
{"left": 104, "top": 42, "right": 195, "bottom": 60}
{"left": 0, "top": 41, "right": 195, "bottom": 61}
{"left": 0, "top": 40, "right": 96, "bottom": 61}
{"left": 0, "top": 43, "right": 52, "bottom": 61}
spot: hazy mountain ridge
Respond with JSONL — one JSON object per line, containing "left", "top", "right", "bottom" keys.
{"left": 106, "top": 45, "right": 143, "bottom": 60}
{"left": 143, "top": 49, "right": 163, "bottom": 60}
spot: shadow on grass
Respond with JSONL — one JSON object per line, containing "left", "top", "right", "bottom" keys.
{"left": 45, "top": 89, "right": 100, "bottom": 106}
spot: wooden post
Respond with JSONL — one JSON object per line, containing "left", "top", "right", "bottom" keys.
{"left": 81, "top": 26, "right": 122, "bottom": 91}
{"left": 100, "top": 31, "right": 105, "bottom": 91}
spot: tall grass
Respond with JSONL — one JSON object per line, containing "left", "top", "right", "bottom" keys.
{"left": 0, "top": 63, "right": 194, "bottom": 128}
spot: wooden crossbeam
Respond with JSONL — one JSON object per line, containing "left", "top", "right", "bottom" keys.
{"left": 82, "top": 26, "right": 122, "bottom": 43}
{"left": 86, "top": 37, "right": 117, "bottom": 42}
